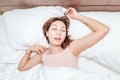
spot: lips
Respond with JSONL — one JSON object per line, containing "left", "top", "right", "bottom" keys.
{"left": 54, "top": 37, "right": 61, "bottom": 41}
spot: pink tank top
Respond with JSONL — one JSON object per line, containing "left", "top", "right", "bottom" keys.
{"left": 42, "top": 47, "right": 78, "bottom": 68}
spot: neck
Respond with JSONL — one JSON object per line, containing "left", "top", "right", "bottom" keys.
{"left": 49, "top": 45, "right": 63, "bottom": 54}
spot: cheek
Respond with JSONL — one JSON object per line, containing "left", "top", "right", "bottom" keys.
{"left": 47, "top": 31, "right": 55, "bottom": 38}
{"left": 50, "top": 31, "right": 56, "bottom": 36}
{"left": 62, "top": 33, "right": 67, "bottom": 40}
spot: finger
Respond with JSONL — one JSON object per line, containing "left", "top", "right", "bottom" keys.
{"left": 68, "top": 9, "right": 72, "bottom": 14}
{"left": 40, "top": 48, "right": 46, "bottom": 53}
{"left": 37, "top": 48, "right": 44, "bottom": 53}
{"left": 39, "top": 46, "right": 48, "bottom": 51}
{"left": 36, "top": 49, "right": 41, "bottom": 54}
{"left": 38, "top": 49, "right": 43, "bottom": 54}
{"left": 43, "top": 47, "right": 48, "bottom": 51}
{"left": 64, "top": 8, "right": 70, "bottom": 15}
{"left": 65, "top": 10, "right": 72, "bottom": 16}
{"left": 38, "top": 48, "right": 45, "bottom": 54}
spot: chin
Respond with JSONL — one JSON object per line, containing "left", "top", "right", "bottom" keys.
{"left": 53, "top": 42, "right": 63, "bottom": 46}
{"left": 54, "top": 43, "right": 62, "bottom": 46}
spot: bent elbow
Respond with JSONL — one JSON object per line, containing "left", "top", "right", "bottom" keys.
{"left": 98, "top": 26, "right": 110, "bottom": 38}
{"left": 100, "top": 26, "right": 110, "bottom": 38}
{"left": 104, "top": 26, "right": 110, "bottom": 34}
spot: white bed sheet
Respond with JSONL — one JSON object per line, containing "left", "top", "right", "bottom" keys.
{"left": 0, "top": 57, "right": 120, "bottom": 80}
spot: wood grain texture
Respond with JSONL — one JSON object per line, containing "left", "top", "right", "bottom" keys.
{"left": 0, "top": 0, "right": 120, "bottom": 12}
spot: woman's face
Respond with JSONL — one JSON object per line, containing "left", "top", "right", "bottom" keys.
{"left": 46, "top": 20, "right": 66, "bottom": 47}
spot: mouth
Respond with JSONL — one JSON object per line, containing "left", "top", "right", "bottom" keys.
{"left": 54, "top": 37, "right": 61, "bottom": 41}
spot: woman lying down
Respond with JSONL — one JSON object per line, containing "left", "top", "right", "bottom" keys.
{"left": 17, "top": 7, "right": 109, "bottom": 80}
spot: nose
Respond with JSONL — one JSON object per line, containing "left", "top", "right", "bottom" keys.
{"left": 56, "top": 31, "right": 61, "bottom": 36}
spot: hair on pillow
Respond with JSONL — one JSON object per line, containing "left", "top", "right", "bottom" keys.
{"left": 3, "top": 6, "right": 65, "bottom": 50}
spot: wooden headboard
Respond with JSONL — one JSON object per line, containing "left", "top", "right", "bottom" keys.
{"left": 0, "top": 0, "right": 120, "bottom": 14}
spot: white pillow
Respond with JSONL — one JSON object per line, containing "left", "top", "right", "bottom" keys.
{"left": 0, "top": 15, "right": 8, "bottom": 45}
{"left": 3, "top": 6, "right": 65, "bottom": 50}
{"left": 78, "top": 12, "right": 120, "bottom": 74}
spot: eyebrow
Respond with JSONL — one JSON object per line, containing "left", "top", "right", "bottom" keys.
{"left": 52, "top": 24, "right": 66, "bottom": 28}
{"left": 51, "top": 24, "right": 57, "bottom": 27}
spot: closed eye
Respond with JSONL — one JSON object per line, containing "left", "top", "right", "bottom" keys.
{"left": 61, "top": 29, "right": 66, "bottom": 32}
{"left": 52, "top": 28, "right": 57, "bottom": 30}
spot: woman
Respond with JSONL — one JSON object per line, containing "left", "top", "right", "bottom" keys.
{"left": 18, "top": 7, "right": 109, "bottom": 79}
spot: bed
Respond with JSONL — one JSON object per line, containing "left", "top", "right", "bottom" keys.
{"left": 0, "top": 0, "right": 120, "bottom": 80}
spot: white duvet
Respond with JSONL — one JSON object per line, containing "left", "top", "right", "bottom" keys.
{"left": 0, "top": 60, "right": 119, "bottom": 80}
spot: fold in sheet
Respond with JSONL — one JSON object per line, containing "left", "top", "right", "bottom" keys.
{"left": 31, "top": 65, "right": 120, "bottom": 80}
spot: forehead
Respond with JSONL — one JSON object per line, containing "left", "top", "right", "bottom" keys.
{"left": 51, "top": 20, "right": 66, "bottom": 27}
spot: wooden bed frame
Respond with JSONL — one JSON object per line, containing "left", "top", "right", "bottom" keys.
{"left": 0, "top": 0, "right": 120, "bottom": 14}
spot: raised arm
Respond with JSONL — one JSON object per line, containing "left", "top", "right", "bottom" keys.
{"left": 65, "top": 7, "right": 110, "bottom": 57}
{"left": 18, "top": 44, "right": 47, "bottom": 71}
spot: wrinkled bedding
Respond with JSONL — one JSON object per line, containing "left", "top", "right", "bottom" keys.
{"left": 0, "top": 59, "right": 120, "bottom": 80}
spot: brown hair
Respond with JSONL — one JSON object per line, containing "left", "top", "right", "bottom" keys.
{"left": 43, "top": 16, "right": 72, "bottom": 49}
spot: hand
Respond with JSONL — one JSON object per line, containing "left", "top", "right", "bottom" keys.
{"left": 65, "top": 7, "right": 79, "bottom": 20}
{"left": 26, "top": 44, "right": 47, "bottom": 55}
